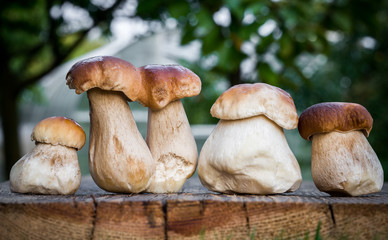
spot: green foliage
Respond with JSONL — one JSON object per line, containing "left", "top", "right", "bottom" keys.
{"left": 1, "top": 0, "right": 387, "bottom": 179}
{"left": 0, "top": 0, "right": 125, "bottom": 177}
{"left": 314, "top": 221, "right": 322, "bottom": 240}
{"left": 136, "top": 0, "right": 388, "bottom": 179}
{"left": 138, "top": 0, "right": 335, "bottom": 117}
{"left": 0, "top": 0, "right": 119, "bottom": 90}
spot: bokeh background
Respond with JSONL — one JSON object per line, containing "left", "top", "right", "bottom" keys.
{"left": 1, "top": 0, "right": 387, "bottom": 182}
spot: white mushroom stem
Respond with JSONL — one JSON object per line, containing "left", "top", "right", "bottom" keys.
{"left": 146, "top": 100, "right": 198, "bottom": 193}
{"left": 311, "top": 131, "right": 383, "bottom": 196}
{"left": 10, "top": 143, "right": 81, "bottom": 195}
{"left": 198, "top": 115, "right": 302, "bottom": 194}
{"left": 87, "top": 88, "right": 155, "bottom": 193}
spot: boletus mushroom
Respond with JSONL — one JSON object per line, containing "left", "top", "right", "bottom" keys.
{"left": 198, "top": 83, "right": 302, "bottom": 194}
{"left": 66, "top": 56, "right": 155, "bottom": 193}
{"left": 298, "top": 102, "right": 384, "bottom": 196}
{"left": 10, "top": 117, "right": 85, "bottom": 195}
{"left": 138, "top": 64, "right": 201, "bottom": 193}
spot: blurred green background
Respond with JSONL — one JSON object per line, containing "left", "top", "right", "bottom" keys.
{"left": 0, "top": 0, "right": 387, "bottom": 182}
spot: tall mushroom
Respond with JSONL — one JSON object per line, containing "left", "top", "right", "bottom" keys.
{"left": 138, "top": 64, "right": 201, "bottom": 193}
{"left": 66, "top": 56, "right": 155, "bottom": 193}
{"left": 10, "top": 117, "right": 85, "bottom": 195}
{"left": 298, "top": 102, "right": 384, "bottom": 196}
{"left": 198, "top": 83, "right": 302, "bottom": 194}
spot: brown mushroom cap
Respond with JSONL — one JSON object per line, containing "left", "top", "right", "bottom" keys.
{"left": 66, "top": 56, "right": 143, "bottom": 101}
{"left": 31, "top": 117, "right": 86, "bottom": 150}
{"left": 210, "top": 83, "right": 299, "bottom": 130}
{"left": 298, "top": 102, "right": 373, "bottom": 140}
{"left": 138, "top": 64, "right": 201, "bottom": 110}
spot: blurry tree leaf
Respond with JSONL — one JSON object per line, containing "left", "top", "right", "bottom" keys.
{"left": 258, "top": 62, "right": 278, "bottom": 85}
{"left": 333, "top": 11, "right": 353, "bottom": 33}
{"left": 181, "top": 24, "right": 196, "bottom": 45}
{"left": 194, "top": 8, "right": 215, "bottom": 37}
{"left": 202, "top": 28, "right": 220, "bottom": 54}
{"left": 279, "top": 33, "right": 294, "bottom": 59}
{"left": 256, "top": 35, "right": 274, "bottom": 54}
{"left": 225, "top": 0, "right": 243, "bottom": 19}
{"left": 0, "top": 0, "right": 126, "bottom": 178}
{"left": 168, "top": 2, "right": 191, "bottom": 19}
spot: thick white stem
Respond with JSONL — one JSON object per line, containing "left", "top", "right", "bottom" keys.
{"left": 198, "top": 115, "right": 302, "bottom": 194}
{"left": 311, "top": 131, "right": 383, "bottom": 196}
{"left": 146, "top": 100, "right": 198, "bottom": 193}
{"left": 10, "top": 143, "right": 81, "bottom": 195}
{"left": 87, "top": 88, "right": 155, "bottom": 193}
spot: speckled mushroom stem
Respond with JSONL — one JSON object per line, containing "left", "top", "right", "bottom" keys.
{"left": 311, "top": 131, "right": 383, "bottom": 196}
{"left": 145, "top": 100, "right": 198, "bottom": 193}
{"left": 10, "top": 143, "right": 81, "bottom": 195}
{"left": 87, "top": 88, "right": 155, "bottom": 193}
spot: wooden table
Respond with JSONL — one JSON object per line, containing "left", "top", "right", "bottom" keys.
{"left": 1, "top": 176, "right": 387, "bottom": 240}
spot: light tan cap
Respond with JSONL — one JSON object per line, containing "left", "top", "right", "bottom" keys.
{"left": 66, "top": 56, "right": 143, "bottom": 101}
{"left": 210, "top": 83, "right": 298, "bottom": 129}
{"left": 31, "top": 117, "right": 86, "bottom": 150}
{"left": 298, "top": 102, "right": 373, "bottom": 140}
{"left": 138, "top": 64, "right": 201, "bottom": 110}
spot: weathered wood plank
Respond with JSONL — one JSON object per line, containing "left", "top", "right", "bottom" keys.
{"left": 247, "top": 199, "right": 334, "bottom": 239}
{"left": 93, "top": 198, "right": 165, "bottom": 239}
{"left": 167, "top": 200, "right": 249, "bottom": 239}
{"left": 0, "top": 200, "right": 95, "bottom": 240}
{"left": 1, "top": 176, "right": 387, "bottom": 240}
{"left": 329, "top": 203, "right": 388, "bottom": 239}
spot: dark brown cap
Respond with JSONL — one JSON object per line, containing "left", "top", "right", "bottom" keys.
{"left": 138, "top": 64, "right": 201, "bottom": 110}
{"left": 298, "top": 102, "right": 373, "bottom": 140}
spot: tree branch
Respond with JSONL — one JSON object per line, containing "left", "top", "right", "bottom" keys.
{"left": 14, "top": 0, "right": 126, "bottom": 95}
{"left": 14, "top": 29, "right": 90, "bottom": 95}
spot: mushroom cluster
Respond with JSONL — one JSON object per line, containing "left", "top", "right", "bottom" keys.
{"left": 198, "top": 83, "right": 302, "bottom": 194}
{"left": 66, "top": 56, "right": 201, "bottom": 193}
{"left": 298, "top": 102, "right": 383, "bottom": 196}
{"left": 10, "top": 117, "right": 85, "bottom": 195}
{"left": 66, "top": 56, "right": 155, "bottom": 193}
{"left": 9, "top": 54, "right": 384, "bottom": 198}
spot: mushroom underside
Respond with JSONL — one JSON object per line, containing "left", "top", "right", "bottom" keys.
{"left": 198, "top": 115, "right": 302, "bottom": 194}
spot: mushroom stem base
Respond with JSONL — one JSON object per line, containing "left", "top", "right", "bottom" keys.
{"left": 10, "top": 143, "right": 81, "bottom": 195}
{"left": 146, "top": 100, "right": 197, "bottom": 193}
{"left": 198, "top": 115, "right": 302, "bottom": 194}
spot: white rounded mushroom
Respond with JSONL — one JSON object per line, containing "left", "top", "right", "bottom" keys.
{"left": 66, "top": 56, "right": 155, "bottom": 193}
{"left": 198, "top": 83, "right": 302, "bottom": 194}
{"left": 138, "top": 64, "right": 201, "bottom": 193}
{"left": 10, "top": 117, "right": 86, "bottom": 195}
{"left": 298, "top": 102, "right": 384, "bottom": 196}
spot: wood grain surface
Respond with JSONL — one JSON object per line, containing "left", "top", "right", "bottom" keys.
{"left": 1, "top": 176, "right": 387, "bottom": 240}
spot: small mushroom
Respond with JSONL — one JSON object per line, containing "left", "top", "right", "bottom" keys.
{"left": 138, "top": 64, "right": 201, "bottom": 193}
{"left": 198, "top": 83, "right": 302, "bottom": 194}
{"left": 298, "top": 102, "right": 384, "bottom": 196}
{"left": 66, "top": 56, "right": 155, "bottom": 193}
{"left": 10, "top": 117, "right": 85, "bottom": 195}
